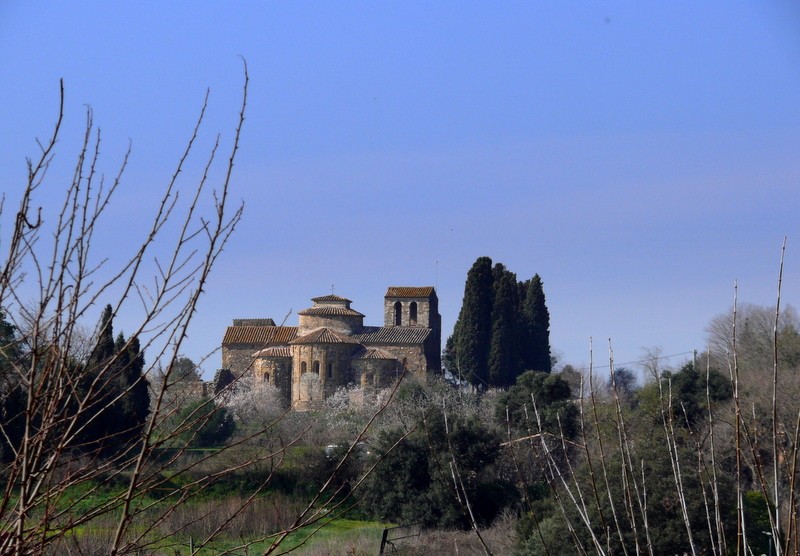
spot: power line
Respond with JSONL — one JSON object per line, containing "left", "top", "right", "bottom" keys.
{"left": 569, "top": 350, "right": 697, "bottom": 372}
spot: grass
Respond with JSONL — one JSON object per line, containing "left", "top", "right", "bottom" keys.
{"left": 183, "top": 518, "right": 386, "bottom": 555}
{"left": 39, "top": 480, "right": 388, "bottom": 556}
{"left": 277, "top": 519, "right": 387, "bottom": 555}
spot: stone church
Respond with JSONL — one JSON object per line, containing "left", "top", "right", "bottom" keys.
{"left": 221, "top": 287, "right": 441, "bottom": 409}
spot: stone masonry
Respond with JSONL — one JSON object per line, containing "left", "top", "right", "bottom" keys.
{"left": 221, "top": 287, "right": 441, "bottom": 410}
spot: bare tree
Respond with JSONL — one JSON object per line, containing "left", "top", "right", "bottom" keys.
{"left": 0, "top": 70, "right": 425, "bottom": 555}
{"left": 0, "top": 67, "right": 291, "bottom": 554}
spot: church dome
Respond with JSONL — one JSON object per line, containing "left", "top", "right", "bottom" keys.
{"left": 297, "top": 295, "right": 365, "bottom": 335}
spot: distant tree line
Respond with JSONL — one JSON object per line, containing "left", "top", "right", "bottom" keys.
{"left": 445, "top": 256, "right": 551, "bottom": 389}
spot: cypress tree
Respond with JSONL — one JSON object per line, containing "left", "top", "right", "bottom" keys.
{"left": 113, "top": 334, "right": 150, "bottom": 447}
{"left": 453, "top": 256, "right": 494, "bottom": 388}
{"left": 522, "top": 274, "right": 552, "bottom": 373}
{"left": 87, "top": 304, "right": 116, "bottom": 368}
{"left": 79, "top": 305, "right": 150, "bottom": 457}
{"left": 78, "top": 305, "right": 116, "bottom": 452}
{"left": 488, "top": 264, "right": 521, "bottom": 387}
{"left": 0, "top": 313, "right": 24, "bottom": 463}
{"left": 451, "top": 260, "right": 554, "bottom": 388}
{"left": 517, "top": 279, "right": 529, "bottom": 312}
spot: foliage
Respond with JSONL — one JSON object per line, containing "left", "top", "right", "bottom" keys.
{"left": 496, "top": 371, "right": 578, "bottom": 439}
{"left": 362, "top": 407, "right": 513, "bottom": 530}
{"left": 521, "top": 274, "right": 551, "bottom": 373}
{"left": 449, "top": 257, "right": 553, "bottom": 389}
{"left": 175, "top": 398, "right": 236, "bottom": 448}
{"left": 213, "top": 367, "right": 236, "bottom": 395}
{"left": 557, "top": 364, "right": 583, "bottom": 394}
{"left": 517, "top": 432, "right": 737, "bottom": 555}
{"left": 637, "top": 362, "right": 732, "bottom": 428}
{"left": 489, "top": 264, "right": 522, "bottom": 387}
{"left": 74, "top": 306, "right": 151, "bottom": 457}
{"left": 743, "top": 490, "right": 775, "bottom": 556}
{"left": 172, "top": 355, "right": 201, "bottom": 382}
{"left": 450, "top": 256, "right": 494, "bottom": 387}
{"left": 0, "top": 313, "right": 24, "bottom": 465}
{"left": 607, "top": 366, "right": 638, "bottom": 403}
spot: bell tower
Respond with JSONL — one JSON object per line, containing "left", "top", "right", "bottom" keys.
{"left": 383, "top": 287, "right": 440, "bottom": 333}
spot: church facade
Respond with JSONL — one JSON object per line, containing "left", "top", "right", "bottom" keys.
{"left": 221, "top": 287, "right": 441, "bottom": 409}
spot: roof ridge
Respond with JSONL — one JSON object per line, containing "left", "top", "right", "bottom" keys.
{"left": 289, "top": 327, "right": 361, "bottom": 345}
{"left": 385, "top": 286, "right": 436, "bottom": 298}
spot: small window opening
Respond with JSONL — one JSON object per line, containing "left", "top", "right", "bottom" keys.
{"left": 409, "top": 302, "right": 418, "bottom": 325}
{"left": 327, "top": 362, "right": 333, "bottom": 378}
{"left": 313, "top": 361, "right": 320, "bottom": 375}
{"left": 301, "top": 361, "right": 307, "bottom": 374}
{"left": 394, "top": 301, "right": 402, "bottom": 326}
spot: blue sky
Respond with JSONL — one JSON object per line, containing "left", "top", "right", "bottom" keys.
{"left": 2, "top": 2, "right": 799, "bottom": 378}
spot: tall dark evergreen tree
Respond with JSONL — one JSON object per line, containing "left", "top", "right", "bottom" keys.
{"left": 0, "top": 313, "right": 24, "bottom": 464}
{"left": 450, "top": 259, "right": 553, "bottom": 388}
{"left": 442, "top": 335, "right": 457, "bottom": 378}
{"left": 522, "top": 274, "right": 552, "bottom": 373}
{"left": 88, "top": 305, "right": 117, "bottom": 366}
{"left": 113, "top": 334, "right": 150, "bottom": 446}
{"left": 488, "top": 264, "right": 521, "bottom": 387}
{"left": 78, "top": 305, "right": 117, "bottom": 452}
{"left": 452, "top": 256, "right": 494, "bottom": 388}
{"left": 78, "top": 305, "right": 150, "bottom": 457}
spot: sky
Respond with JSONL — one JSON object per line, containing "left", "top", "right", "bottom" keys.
{"left": 1, "top": 2, "right": 799, "bottom": 379}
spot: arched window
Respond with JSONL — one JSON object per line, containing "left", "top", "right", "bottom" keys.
{"left": 263, "top": 372, "right": 270, "bottom": 384}
{"left": 409, "top": 302, "right": 418, "bottom": 325}
{"left": 327, "top": 362, "right": 333, "bottom": 378}
{"left": 301, "top": 361, "right": 307, "bottom": 374}
{"left": 312, "top": 361, "right": 320, "bottom": 375}
{"left": 394, "top": 301, "right": 402, "bottom": 325}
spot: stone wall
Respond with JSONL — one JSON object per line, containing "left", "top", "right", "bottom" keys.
{"left": 384, "top": 299, "right": 433, "bottom": 327}
{"left": 297, "top": 313, "right": 363, "bottom": 335}
{"left": 253, "top": 356, "right": 292, "bottom": 403}
{"left": 380, "top": 345, "right": 429, "bottom": 377}
{"left": 222, "top": 345, "right": 260, "bottom": 376}
{"left": 290, "top": 343, "right": 360, "bottom": 409}
{"left": 383, "top": 296, "right": 439, "bottom": 332}
{"left": 352, "top": 358, "right": 402, "bottom": 388}
{"left": 424, "top": 330, "right": 442, "bottom": 373}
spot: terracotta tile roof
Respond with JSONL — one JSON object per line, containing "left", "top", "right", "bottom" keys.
{"left": 385, "top": 286, "right": 436, "bottom": 298}
{"left": 353, "top": 326, "right": 431, "bottom": 345}
{"left": 311, "top": 294, "right": 352, "bottom": 303}
{"left": 252, "top": 346, "right": 292, "bottom": 358}
{"left": 297, "top": 306, "right": 364, "bottom": 317}
{"left": 222, "top": 326, "right": 298, "bottom": 345}
{"left": 352, "top": 346, "right": 397, "bottom": 360}
{"left": 289, "top": 328, "right": 361, "bottom": 345}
